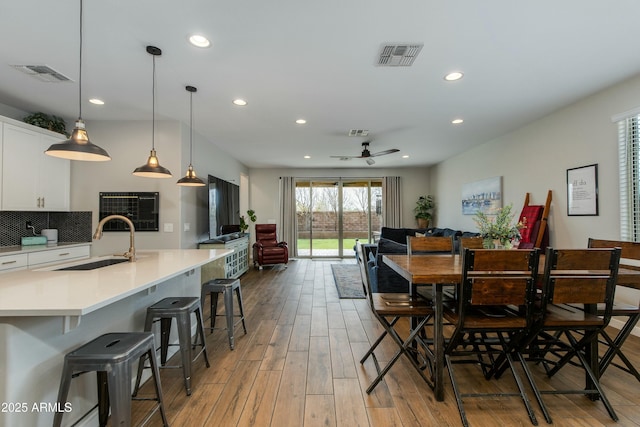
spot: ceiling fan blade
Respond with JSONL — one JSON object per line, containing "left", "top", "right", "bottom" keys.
{"left": 329, "top": 155, "right": 357, "bottom": 159}
{"left": 370, "top": 148, "right": 400, "bottom": 157}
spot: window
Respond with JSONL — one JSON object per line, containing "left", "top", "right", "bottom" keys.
{"left": 618, "top": 114, "right": 640, "bottom": 241}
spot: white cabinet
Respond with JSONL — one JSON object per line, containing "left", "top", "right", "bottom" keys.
{"left": 28, "top": 245, "right": 90, "bottom": 267}
{"left": 0, "top": 254, "right": 28, "bottom": 272}
{"left": 199, "top": 235, "right": 249, "bottom": 281}
{"left": 0, "top": 245, "right": 90, "bottom": 272}
{"left": 1, "top": 123, "right": 70, "bottom": 211}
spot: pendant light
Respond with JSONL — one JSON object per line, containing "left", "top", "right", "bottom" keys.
{"left": 133, "top": 46, "right": 172, "bottom": 178}
{"left": 177, "top": 86, "right": 206, "bottom": 187}
{"left": 45, "top": 0, "right": 111, "bottom": 161}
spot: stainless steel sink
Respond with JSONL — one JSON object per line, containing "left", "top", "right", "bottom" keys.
{"left": 55, "top": 258, "right": 129, "bottom": 271}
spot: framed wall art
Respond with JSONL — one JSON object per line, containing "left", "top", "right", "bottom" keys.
{"left": 567, "top": 163, "right": 598, "bottom": 216}
{"left": 461, "top": 176, "right": 503, "bottom": 215}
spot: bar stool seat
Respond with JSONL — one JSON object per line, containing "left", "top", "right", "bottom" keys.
{"left": 53, "top": 332, "right": 168, "bottom": 427}
{"left": 201, "top": 278, "right": 247, "bottom": 350}
{"left": 134, "top": 296, "right": 210, "bottom": 396}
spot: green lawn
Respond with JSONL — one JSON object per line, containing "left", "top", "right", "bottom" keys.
{"left": 297, "top": 238, "right": 370, "bottom": 250}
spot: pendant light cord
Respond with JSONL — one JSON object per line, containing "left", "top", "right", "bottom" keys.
{"left": 78, "top": 0, "right": 83, "bottom": 120}
{"left": 151, "top": 53, "right": 156, "bottom": 151}
{"left": 189, "top": 90, "right": 193, "bottom": 164}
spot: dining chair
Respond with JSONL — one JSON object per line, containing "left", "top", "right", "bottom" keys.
{"left": 517, "top": 247, "right": 622, "bottom": 424}
{"left": 457, "top": 236, "right": 484, "bottom": 255}
{"left": 355, "top": 241, "right": 435, "bottom": 394}
{"left": 407, "top": 235, "right": 455, "bottom": 255}
{"left": 407, "top": 235, "right": 456, "bottom": 301}
{"left": 587, "top": 238, "right": 640, "bottom": 382}
{"left": 444, "top": 248, "right": 541, "bottom": 427}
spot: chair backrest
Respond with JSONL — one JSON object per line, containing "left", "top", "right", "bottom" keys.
{"left": 540, "top": 247, "right": 621, "bottom": 324}
{"left": 255, "top": 224, "right": 279, "bottom": 246}
{"left": 460, "top": 248, "right": 540, "bottom": 323}
{"left": 588, "top": 238, "right": 640, "bottom": 266}
{"left": 407, "top": 235, "right": 455, "bottom": 255}
{"left": 355, "top": 241, "right": 373, "bottom": 307}
{"left": 458, "top": 236, "right": 484, "bottom": 255}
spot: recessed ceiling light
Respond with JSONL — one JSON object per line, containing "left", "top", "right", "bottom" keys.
{"left": 232, "top": 99, "right": 247, "bottom": 106}
{"left": 451, "top": 118, "right": 464, "bottom": 124}
{"left": 304, "top": 155, "right": 311, "bottom": 159}
{"left": 89, "top": 98, "right": 104, "bottom": 105}
{"left": 296, "top": 119, "right": 307, "bottom": 124}
{"left": 189, "top": 34, "right": 210, "bottom": 48}
{"left": 444, "top": 71, "right": 464, "bottom": 81}
{"left": 402, "top": 155, "right": 409, "bottom": 159}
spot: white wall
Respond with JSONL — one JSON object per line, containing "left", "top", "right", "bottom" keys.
{"left": 430, "top": 72, "right": 640, "bottom": 312}
{"left": 179, "top": 126, "right": 249, "bottom": 247}
{"left": 431, "top": 73, "right": 640, "bottom": 247}
{"left": 70, "top": 119, "right": 248, "bottom": 255}
{"left": 248, "top": 167, "right": 431, "bottom": 233}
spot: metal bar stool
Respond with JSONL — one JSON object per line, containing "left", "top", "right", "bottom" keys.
{"left": 134, "top": 296, "right": 210, "bottom": 396}
{"left": 53, "top": 332, "right": 168, "bottom": 427}
{"left": 201, "top": 278, "right": 247, "bottom": 350}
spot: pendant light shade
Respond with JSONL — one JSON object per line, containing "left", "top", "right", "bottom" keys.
{"left": 133, "top": 46, "right": 172, "bottom": 178}
{"left": 45, "top": 0, "right": 111, "bottom": 162}
{"left": 177, "top": 85, "right": 205, "bottom": 187}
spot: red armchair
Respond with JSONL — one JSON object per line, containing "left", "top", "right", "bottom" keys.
{"left": 253, "top": 224, "right": 288, "bottom": 269}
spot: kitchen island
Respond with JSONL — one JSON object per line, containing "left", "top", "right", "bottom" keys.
{"left": 0, "top": 249, "right": 230, "bottom": 427}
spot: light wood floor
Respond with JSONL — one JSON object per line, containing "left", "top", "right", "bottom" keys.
{"left": 132, "top": 258, "right": 640, "bottom": 427}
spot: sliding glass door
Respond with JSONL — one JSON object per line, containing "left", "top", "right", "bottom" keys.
{"left": 295, "top": 178, "right": 382, "bottom": 258}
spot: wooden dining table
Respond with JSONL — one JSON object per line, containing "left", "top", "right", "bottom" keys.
{"left": 382, "top": 253, "right": 640, "bottom": 402}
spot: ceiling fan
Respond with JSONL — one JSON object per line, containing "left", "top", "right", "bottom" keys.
{"left": 330, "top": 142, "right": 399, "bottom": 165}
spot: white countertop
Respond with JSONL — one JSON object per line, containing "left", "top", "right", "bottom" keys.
{"left": 0, "top": 249, "right": 231, "bottom": 317}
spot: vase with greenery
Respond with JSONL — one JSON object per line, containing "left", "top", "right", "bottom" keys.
{"left": 23, "top": 112, "right": 68, "bottom": 136}
{"left": 473, "top": 204, "right": 524, "bottom": 249}
{"left": 239, "top": 209, "right": 257, "bottom": 233}
{"left": 414, "top": 195, "right": 435, "bottom": 228}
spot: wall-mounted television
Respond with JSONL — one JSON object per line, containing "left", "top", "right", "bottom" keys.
{"left": 208, "top": 174, "right": 240, "bottom": 239}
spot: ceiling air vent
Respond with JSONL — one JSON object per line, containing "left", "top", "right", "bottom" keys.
{"left": 376, "top": 44, "right": 423, "bottom": 67}
{"left": 11, "top": 64, "right": 72, "bottom": 82}
{"left": 348, "top": 129, "right": 369, "bottom": 137}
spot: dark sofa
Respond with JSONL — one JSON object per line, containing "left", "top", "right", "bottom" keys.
{"left": 364, "top": 226, "right": 480, "bottom": 293}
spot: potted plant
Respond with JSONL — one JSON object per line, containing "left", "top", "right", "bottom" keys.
{"left": 414, "top": 195, "right": 435, "bottom": 228}
{"left": 23, "top": 112, "right": 68, "bottom": 136}
{"left": 239, "top": 209, "right": 257, "bottom": 233}
{"left": 473, "top": 204, "right": 524, "bottom": 248}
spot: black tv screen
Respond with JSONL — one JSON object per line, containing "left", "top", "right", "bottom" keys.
{"left": 208, "top": 175, "right": 240, "bottom": 239}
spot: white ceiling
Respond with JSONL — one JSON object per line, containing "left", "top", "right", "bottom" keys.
{"left": 2, "top": 0, "right": 640, "bottom": 169}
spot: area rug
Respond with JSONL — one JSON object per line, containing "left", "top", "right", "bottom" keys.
{"left": 331, "top": 264, "right": 365, "bottom": 299}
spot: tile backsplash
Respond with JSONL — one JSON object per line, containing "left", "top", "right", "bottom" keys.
{"left": 0, "top": 211, "right": 92, "bottom": 246}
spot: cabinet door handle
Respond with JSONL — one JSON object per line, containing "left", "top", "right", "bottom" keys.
{"left": 36, "top": 197, "right": 41, "bottom": 208}
{"left": 41, "top": 197, "right": 45, "bottom": 208}
{"left": 1, "top": 260, "right": 17, "bottom": 265}
{"left": 58, "top": 253, "right": 71, "bottom": 256}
